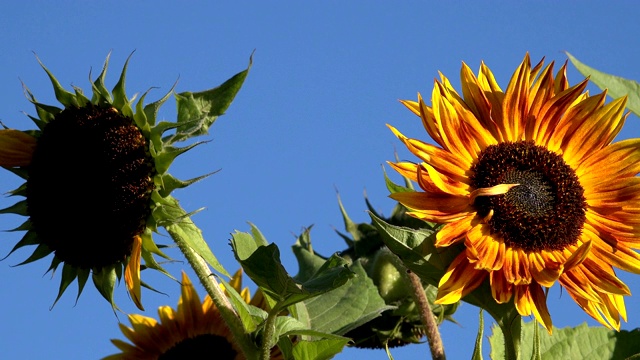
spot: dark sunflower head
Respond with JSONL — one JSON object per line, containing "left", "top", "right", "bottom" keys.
{"left": 26, "top": 104, "right": 155, "bottom": 269}
{"left": 0, "top": 53, "right": 248, "bottom": 310}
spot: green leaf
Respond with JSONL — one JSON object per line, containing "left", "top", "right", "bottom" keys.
{"left": 566, "top": 52, "right": 640, "bottom": 117}
{"left": 230, "top": 231, "right": 354, "bottom": 310}
{"left": 303, "top": 260, "right": 392, "bottom": 335}
{"left": 218, "top": 277, "right": 260, "bottom": 332}
{"left": 292, "top": 338, "right": 351, "bottom": 360}
{"left": 490, "top": 321, "right": 640, "bottom": 360}
{"left": 160, "top": 195, "right": 229, "bottom": 277}
{"left": 171, "top": 56, "right": 252, "bottom": 144}
{"left": 292, "top": 227, "right": 328, "bottom": 283}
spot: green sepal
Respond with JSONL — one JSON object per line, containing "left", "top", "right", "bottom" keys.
{"left": 13, "top": 243, "right": 54, "bottom": 266}
{"left": 50, "top": 262, "right": 78, "bottom": 309}
{"left": 133, "top": 90, "right": 152, "bottom": 135}
{"left": 71, "top": 85, "right": 91, "bottom": 107}
{"left": 4, "top": 167, "right": 29, "bottom": 182}
{"left": 75, "top": 268, "right": 90, "bottom": 305}
{"left": 45, "top": 255, "right": 63, "bottom": 276}
{"left": 157, "top": 171, "right": 217, "bottom": 198}
{"left": 159, "top": 195, "right": 229, "bottom": 277}
{"left": 7, "top": 219, "right": 31, "bottom": 232}
{"left": 35, "top": 55, "right": 79, "bottom": 108}
{"left": 2, "top": 229, "right": 38, "bottom": 260}
{"left": 111, "top": 52, "right": 135, "bottom": 118}
{"left": 567, "top": 52, "right": 640, "bottom": 117}
{"left": 143, "top": 83, "right": 176, "bottom": 128}
{"left": 336, "top": 194, "right": 359, "bottom": 244}
{"left": 170, "top": 56, "right": 252, "bottom": 145}
{"left": 140, "top": 229, "right": 171, "bottom": 260}
{"left": 384, "top": 166, "right": 413, "bottom": 194}
{"left": 0, "top": 199, "right": 28, "bottom": 216}
{"left": 140, "top": 247, "right": 174, "bottom": 280}
{"left": 91, "top": 53, "right": 114, "bottom": 104}
{"left": 153, "top": 142, "right": 206, "bottom": 175}
{"left": 22, "top": 83, "right": 60, "bottom": 124}
{"left": 7, "top": 183, "right": 27, "bottom": 197}
{"left": 92, "top": 264, "right": 119, "bottom": 310}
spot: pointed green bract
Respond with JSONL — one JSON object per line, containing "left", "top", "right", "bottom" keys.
{"left": 567, "top": 52, "right": 640, "bottom": 116}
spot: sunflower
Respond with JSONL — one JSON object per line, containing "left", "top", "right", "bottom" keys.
{"left": 388, "top": 53, "right": 639, "bottom": 333}
{"left": 105, "top": 270, "right": 282, "bottom": 360}
{"left": 0, "top": 54, "right": 213, "bottom": 310}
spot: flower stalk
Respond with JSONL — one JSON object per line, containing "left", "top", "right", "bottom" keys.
{"left": 169, "top": 225, "right": 259, "bottom": 360}
{"left": 389, "top": 252, "right": 446, "bottom": 360}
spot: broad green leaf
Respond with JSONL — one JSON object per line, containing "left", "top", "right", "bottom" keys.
{"left": 230, "top": 234, "right": 354, "bottom": 310}
{"left": 161, "top": 195, "right": 229, "bottom": 277}
{"left": 303, "top": 260, "right": 392, "bottom": 335}
{"left": 490, "top": 321, "right": 640, "bottom": 360}
{"left": 218, "top": 277, "right": 260, "bottom": 332}
{"left": 292, "top": 338, "right": 351, "bottom": 360}
{"left": 172, "top": 56, "right": 252, "bottom": 144}
{"left": 567, "top": 52, "right": 640, "bottom": 117}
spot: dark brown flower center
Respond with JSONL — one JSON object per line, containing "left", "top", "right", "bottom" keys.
{"left": 26, "top": 105, "right": 155, "bottom": 269}
{"left": 159, "top": 334, "right": 238, "bottom": 360}
{"left": 470, "top": 141, "right": 586, "bottom": 252}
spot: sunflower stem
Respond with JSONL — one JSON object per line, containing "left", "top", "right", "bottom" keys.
{"left": 170, "top": 227, "right": 259, "bottom": 360}
{"left": 260, "top": 308, "right": 279, "bottom": 360}
{"left": 390, "top": 252, "right": 446, "bottom": 360}
{"left": 498, "top": 313, "right": 522, "bottom": 360}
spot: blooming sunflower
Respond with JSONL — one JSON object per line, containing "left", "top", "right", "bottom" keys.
{"left": 0, "top": 54, "right": 223, "bottom": 310}
{"left": 105, "top": 270, "right": 281, "bottom": 360}
{"left": 388, "top": 53, "right": 639, "bottom": 333}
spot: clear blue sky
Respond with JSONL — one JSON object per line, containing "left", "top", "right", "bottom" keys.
{"left": 1, "top": 2, "right": 640, "bottom": 359}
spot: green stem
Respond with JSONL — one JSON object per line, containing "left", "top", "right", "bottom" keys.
{"left": 261, "top": 308, "right": 279, "bottom": 360}
{"left": 169, "top": 226, "right": 259, "bottom": 360}
{"left": 497, "top": 312, "right": 521, "bottom": 360}
{"left": 389, "top": 251, "right": 445, "bottom": 360}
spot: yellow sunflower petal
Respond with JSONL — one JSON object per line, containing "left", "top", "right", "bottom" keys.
{"left": 435, "top": 214, "right": 478, "bottom": 247}
{"left": 125, "top": 235, "right": 143, "bottom": 311}
{"left": 435, "top": 252, "right": 487, "bottom": 304}
{"left": 0, "top": 129, "right": 37, "bottom": 167}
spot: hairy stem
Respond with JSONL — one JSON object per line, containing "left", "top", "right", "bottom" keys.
{"left": 389, "top": 251, "right": 446, "bottom": 360}
{"left": 169, "top": 226, "right": 259, "bottom": 360}
{"left": 261, "top": 308, "right": 279, "bottom": 360}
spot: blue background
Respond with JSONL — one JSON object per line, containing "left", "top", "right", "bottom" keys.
{"left": 1, "top": 2, "right": 640, "bottom": 359}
